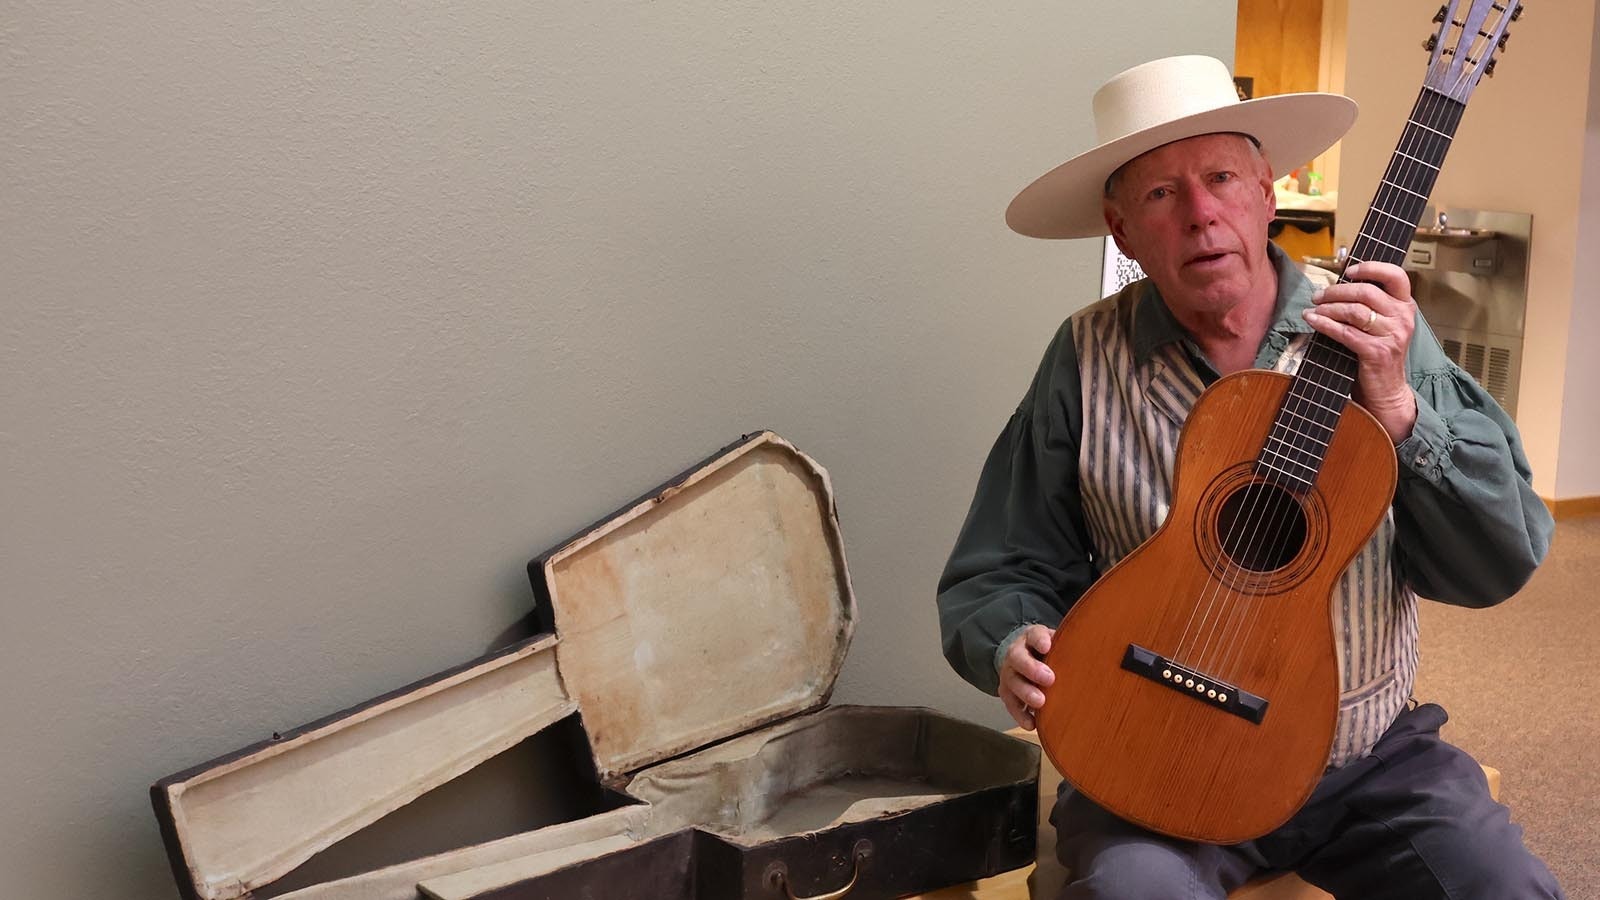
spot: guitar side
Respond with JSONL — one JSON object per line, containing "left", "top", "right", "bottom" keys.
{"left": 1033, "top": 369, "right": 1398, "bottom": 844}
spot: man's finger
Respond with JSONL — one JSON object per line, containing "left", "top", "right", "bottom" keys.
{"left": 1002, "top": 690, "right": 1036, "bottom": 730}
{"left": 1343, "top": 261, "right": 1412, "bottom": 301}
{"left": 1004, "top": 670, "right": 1047, "bottom": 710}
{"left": 1009, "top": 641, "right": 1055, "bottom": 688}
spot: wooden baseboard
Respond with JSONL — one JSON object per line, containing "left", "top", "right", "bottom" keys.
{"left": 1541, "top": 495, "right": 1600, "bottom": 519}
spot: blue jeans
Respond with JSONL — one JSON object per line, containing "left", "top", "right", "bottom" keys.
{"left": 1050, "top": 702, "right": 1564, "bottom": 899}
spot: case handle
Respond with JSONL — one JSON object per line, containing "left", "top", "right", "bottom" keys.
{"left": 764, "top": 840, "right": 872, "bottom": 900}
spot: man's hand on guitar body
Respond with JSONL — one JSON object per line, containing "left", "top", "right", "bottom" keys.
{"left": 999, "top": 624, "right": 1056, "bottom": 730}
{"left": 1304, "top": 260, "right": 1420, "bottom": 445}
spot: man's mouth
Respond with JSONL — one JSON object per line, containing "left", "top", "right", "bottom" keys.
{"left": 1184, "top": 251, "right": 1232, "bottom": 268}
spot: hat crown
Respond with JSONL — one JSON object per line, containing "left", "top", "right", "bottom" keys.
{"left": 1092, "top": 56, "right": 1243, "bottom": 145}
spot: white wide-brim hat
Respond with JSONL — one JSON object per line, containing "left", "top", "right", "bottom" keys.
{"left": 1005, "top": 55, "right": 1358, "bottom": 239}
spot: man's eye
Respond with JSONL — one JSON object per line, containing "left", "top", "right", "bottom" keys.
{"left": 1148, "top": 187, "right": 1170, "bottom": 200}
{"left": 1213, "top": 172, "right": 1235, "bottom": 183}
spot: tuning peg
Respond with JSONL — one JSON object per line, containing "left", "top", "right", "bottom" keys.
{"left": 1486, "top": 58, "right": 1499, "bottom": 76}
{"left": 1510, "top": 4, "right": 1523, "bottom": 21}
{"left": 1498, "top": 32, "right": 1510, "bottom": 51}
{"left": 1423, "top": 34, "right": 1439, "bottom": 52}
{"left": 1433, "top": 4, "right": 1448, "bottom": 23}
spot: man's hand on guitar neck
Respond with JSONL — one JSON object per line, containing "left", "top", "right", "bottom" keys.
{"left": 1304, "top": 260, "right": 1420, "bottom": 445}
{"left": 1000, "top": 624, "right": 1056, "bottom": 731}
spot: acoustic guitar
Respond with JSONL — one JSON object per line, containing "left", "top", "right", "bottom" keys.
{"left": 1033, "top": 0, "right": 1523, "bottom": 844}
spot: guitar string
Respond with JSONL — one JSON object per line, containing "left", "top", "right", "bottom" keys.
{"left": 1160, "top": 92, "right": 1437, "bottom": 667}
{"left": 1171, "top": 53, "right": 1479, "bottom": 674}
{"left": 1171, "top": 85, "right": 1458, "bottom": 684}
{"left": 1189, "top": 12, "right": 1497, "bottom": 682}
{"left": 1204, "top": 85, "right": 1461, "bottom": 688}
{"left": 1209, "top": 25, "right": 1494, "bottom": 682}
{"left": 1205, "top": 86, "right": 1455, "bottom": 680}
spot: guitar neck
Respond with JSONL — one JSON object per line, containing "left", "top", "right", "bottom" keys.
{"left": 1344, "top": 87, "right": 1467, "bottom": 275}
{"left": 1258, "top": 87, "right": 1466, "bottom": 491}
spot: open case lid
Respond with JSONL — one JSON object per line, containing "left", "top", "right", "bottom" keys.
{"left": 150, "top": 431, "right": 855, "bottom": 900}
{"left": 530, "top": 430, "right": 857, "bottom": 781}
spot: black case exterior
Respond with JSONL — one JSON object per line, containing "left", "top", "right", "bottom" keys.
{"left": 473, "top": 831, "right": 699, "bottom": 900}
{"left": 473, "top": 781, "right": 1037, "bottom": 900}
{"left": 696, "top": 786, "right": 1038, "bottom": 900}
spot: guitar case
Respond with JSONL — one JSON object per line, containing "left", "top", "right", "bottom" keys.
{"left": 151, "top": 431, "right": 1039, "bottom": 900}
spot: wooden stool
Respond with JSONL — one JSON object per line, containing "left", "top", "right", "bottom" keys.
{"left": 908, "top": 728, "right": 1500, "bottom": 899}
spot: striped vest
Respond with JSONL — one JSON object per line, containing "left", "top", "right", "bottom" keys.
{"left": 1071, "top": 283, "right": 1418, "bottom": 768}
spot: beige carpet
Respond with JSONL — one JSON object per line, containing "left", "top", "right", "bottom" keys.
{"left": 1413, "top": 513, "right": 1599, "bottom": 899}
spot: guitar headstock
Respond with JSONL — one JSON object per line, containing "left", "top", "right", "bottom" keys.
{"left": 1423, "top": 0, "right": 1522, "bottom": 100}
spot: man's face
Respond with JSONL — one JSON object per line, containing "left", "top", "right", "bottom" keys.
{"left": 1102, "top": 133, "right": 1277, "bottom": 317}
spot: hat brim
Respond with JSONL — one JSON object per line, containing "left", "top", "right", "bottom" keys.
{"left": 1005, "top": 92, "right": 1358, "bottom": 239}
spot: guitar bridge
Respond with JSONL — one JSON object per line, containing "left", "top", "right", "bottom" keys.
{"left": 1121, "top": 645, "right": 1269, "bottom": 725}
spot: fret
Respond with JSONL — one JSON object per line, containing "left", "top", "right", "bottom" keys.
{"left": 1273, "top": 400, "right": 1337, "bottom": 429}
{"left": 1357, "top": 216, "right": 1419, "bottom": 251}
{"left": 1379, "top": 179, "right": 1428, "bottom": 200}
{"left": 1292, "top": 376, "right": 1352, "bottom": 399}
{"left": 1266, "top": 429, "right": 1328, "bottom": 453}
{"left": 1354, "top": 233, "right": 1410, "bottom": 256}
{"left": 1300, "top": 344, "right": 1356, "bottom": 368}
{"left": 1260, "top": 451, "right": 1317, "bottom": 480}
{"left": 1394, "top": 150, "right": 1441, "bottom": 171}
{"left": 1406, "top": 118, "right": 1452, "bottom": 140}
{"left": 1269, "top": 428, "right": 1330, "bottom": 450}
{"left": 1289, "top": 379, "right": 1352, "bottom": 408}
{"left": 1285, "top": 395, "right": 1344, "bottom": 422}
{"left": 1262, "top": 439, "right": 1318, "bottom": 463}
{"left": 1255, "top": 459, "right": 1315, "bottom": 489}
{"left": 1262, "top": 439, "right": 1323, "bottom": 468}
{"left": 1371, "top": 206, "right": 1417, "bottom": 229}
{"left": 1363, "top": 226, "right": 1420, "bottom": 255}
{"left": 1368, "top": 195, "right": 1427, "bottom": 221}
{"left": 1292, "top": 360, "right": 1356, "bottom": 392}
{"left": 1286, "top": 374, "right": 1350, "bottom": 398}
{"left": 1268, "top": 401, "right": 1341, "bottom": 431}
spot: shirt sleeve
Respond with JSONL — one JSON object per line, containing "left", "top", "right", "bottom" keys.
{"left": 1389, "top": 318, "right": 1554, "bottom": 607}
{"left": 936, "top": 321, "right": 1100, "bottom": 695}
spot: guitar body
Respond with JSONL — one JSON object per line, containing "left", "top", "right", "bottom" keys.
{"left": 1034, "top": 369, "right": 1397, "bottom": 844}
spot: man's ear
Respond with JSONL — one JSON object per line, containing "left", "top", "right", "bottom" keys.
{"left": 1103, "top": 200, "right": 1136, "bottom": 260}
{"left": 1258, "top": 156, "right": 1278, "bottom": 219}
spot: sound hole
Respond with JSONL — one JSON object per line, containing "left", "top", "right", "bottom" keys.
{"left": 1216, "top": 482, "right": 1307, "bottom": 573}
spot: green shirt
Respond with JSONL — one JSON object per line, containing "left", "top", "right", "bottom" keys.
{"left": 937, "top": 244, "right": 1553, "bottom": 696}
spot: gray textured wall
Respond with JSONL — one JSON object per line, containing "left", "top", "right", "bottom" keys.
{"left": 1, "top": 3, "right": 1235, "bottom": 896}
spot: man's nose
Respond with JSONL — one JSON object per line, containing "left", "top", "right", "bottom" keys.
{"left": 1181, "top": 187, "right": 1221, "bottom": 229}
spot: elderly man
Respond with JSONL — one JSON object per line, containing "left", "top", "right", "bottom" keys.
{"left": 937, "top": 56, "right": 1562, "bottom": 899}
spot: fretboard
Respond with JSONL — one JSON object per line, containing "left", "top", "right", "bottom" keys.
{"left": 1256, "top": 87, "right": 1467, "bottom": 491}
